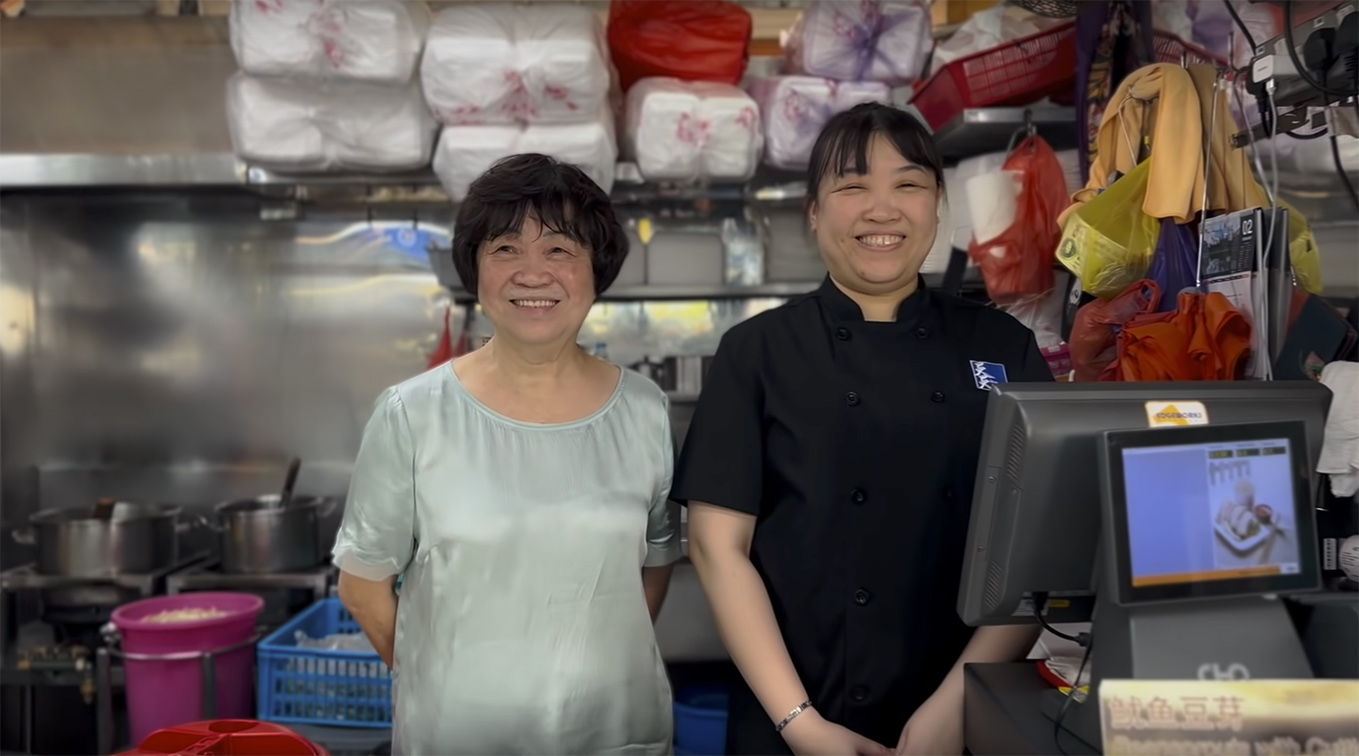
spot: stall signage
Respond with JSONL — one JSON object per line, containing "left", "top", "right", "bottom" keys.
{"left": 1145, "top": 401, "right": 1210, "bottom": 427}
{"left": 1099, "top": 679, "right": 1359, "bottom": 756}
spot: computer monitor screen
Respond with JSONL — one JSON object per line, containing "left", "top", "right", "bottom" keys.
{"left": 1101, "top": 420, "right": 1320, "bottom": 605}
{"left": 957, "top": 380, "right": 1332, "bottom": 627}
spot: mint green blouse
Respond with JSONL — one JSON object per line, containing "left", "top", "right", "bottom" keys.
{"left": 333, "top": 364, "right": 682, "bottom": 755}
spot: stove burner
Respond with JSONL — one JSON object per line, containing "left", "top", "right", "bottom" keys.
{"left": 41, "top": 605, "right": 111, "bottom": 647}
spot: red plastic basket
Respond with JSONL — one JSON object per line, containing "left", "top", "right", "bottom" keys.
{"left": 911, "top": 21, "right": 1078, "bottom": 131}
{"left": 1152, "top": 31, "right": 1228, "bottom": 68}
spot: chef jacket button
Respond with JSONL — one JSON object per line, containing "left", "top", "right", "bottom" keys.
{"left": 835, "top": 327, "right": 852, "bottom": 341}
{"left": 931, "top": 391, "right": 946, "bottom": 403}
{"left": 853, "top": 589, "right": 871, "bottom": 606}
{"left": 850, "top": 488, "right": 867, "bottom": 504}
{"left": 850, "top": 686, "right": 869, "bottom": 703}
{"left": 845, "top": 391, "right": 861, "bottom": 407}
{"left": 916, "top": 327, "right": 929, "bottom": 339}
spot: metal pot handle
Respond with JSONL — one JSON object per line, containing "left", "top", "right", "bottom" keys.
{"left": 11, "top": 528, "right": 34, "bottom": 545}
{"left": 319, "top": 499, "right": 341, "bottom": 519}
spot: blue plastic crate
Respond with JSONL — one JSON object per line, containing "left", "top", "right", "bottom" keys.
{"left": 257, "top": 598, "right": 393, "bottom": 729}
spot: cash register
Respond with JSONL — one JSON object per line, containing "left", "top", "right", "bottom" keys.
{"left": 956, "top": 381, "right": 1358, "bottom": 755}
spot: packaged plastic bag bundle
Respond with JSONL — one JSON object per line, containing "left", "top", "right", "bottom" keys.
{"left": 421, "top": 3, "right": 610, "bottom": 126}
{"left": 226, "top": 73, "right": 437, "bottom": 173}
{"left": 607, "top": 0, "right": 752, "bottom": 93}
{"left": 747, "top": 76, "right": 891, "bottom": 171}
{"left": 229, "top": 0, "right": 429, "bottom": 85}
{"left": 431, "top": 109, "right": 617, "bottom": 202}
{"left": 782, "top": 0, "right": 932, "bottom": 86}
{"left": 625, "top": 78, "right": 763, "bottom": 183}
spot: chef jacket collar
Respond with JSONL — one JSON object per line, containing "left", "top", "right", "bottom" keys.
{"left": 817, "top": 274, "right": 933, "bottom": 326}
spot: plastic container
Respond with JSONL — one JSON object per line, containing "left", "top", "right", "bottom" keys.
{"left": 911, "top": 22, "right": 1077, "bottom": 131}
{"left": 112, "top": 593, "right": 265, "bottom": 747}
{"left": 257, "top": 598, "right": 393, "bottom": 729}
{"left": 116, "top": 719, "right": 327, "bottom": 756}
{"left": 673, "top": 684, "right": 729, "bottom": 756}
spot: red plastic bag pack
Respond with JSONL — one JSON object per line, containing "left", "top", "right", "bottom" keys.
{"left": 607, "top": 0, "right": 753, "bottom": 94}
{"left": 967, "top": 135, "right": 1068, "bottom": 305}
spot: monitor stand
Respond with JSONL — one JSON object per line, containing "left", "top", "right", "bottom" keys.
{"left": 1041, "top": 590, "right": 1314, "bottom": 751}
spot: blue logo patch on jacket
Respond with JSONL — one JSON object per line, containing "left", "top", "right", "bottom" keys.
{"left": 970, "top": 361, "right": 1009, "bottom": 391}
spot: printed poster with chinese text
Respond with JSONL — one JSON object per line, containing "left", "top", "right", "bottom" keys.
{"left": 1100, "top": 679, "right": 1359, "bottom": 756}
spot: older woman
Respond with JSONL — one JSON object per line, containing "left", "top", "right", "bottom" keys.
{"left": 333, "top": 154, "right": 682, "bottom": 756}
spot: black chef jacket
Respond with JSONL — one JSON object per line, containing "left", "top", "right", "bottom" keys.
{"left": 671, "top": 275, "right": 1054, "bottom": 754}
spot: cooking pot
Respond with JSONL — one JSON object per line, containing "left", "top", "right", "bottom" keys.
{"left": 210, "top": 494, "right": 340, "bottom": 574}
{"left": 12, "top": 502, "right": 184, "bottom": 577}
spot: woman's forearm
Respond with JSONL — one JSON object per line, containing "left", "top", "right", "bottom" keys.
{"left": 337, "top": 572, "right": 399, "bottom": 669}
{"left": 935, "top": 625, "right": 1042, "bottom": 702}
{"left": 689, "top": 540, "right": 811, "bottom": 726}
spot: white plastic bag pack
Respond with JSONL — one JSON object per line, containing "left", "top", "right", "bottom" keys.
{"left": 226, "top": 73, "right": 437, "bottom": 172}
{"left": 782, "top": 0, "right": 932, "bottom": 86}
{"left": 747, "top": 76, "right": 891, "bottom": 171}
{"left": 624, "top": 78, "right": 763, "bottom": 184}
{"left": 229, "top": 0, "right": 429, "bottom": 85}
{"left": 421, "top": 3, "right": 610, "bottom": 126}
{"left": 431, "top": 109, "right": 618, "bottom": 202}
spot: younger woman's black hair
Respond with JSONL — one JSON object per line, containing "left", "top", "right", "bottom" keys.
{"left": 451, "top": 153, "right": 628, "bottom": 298}
{"left": 804, "top": 102, "right": 945, "bottom": 211}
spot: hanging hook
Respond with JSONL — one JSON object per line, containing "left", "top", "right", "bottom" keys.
{"left": 1006, "top": 109, "right": 1036, "bottom": 153}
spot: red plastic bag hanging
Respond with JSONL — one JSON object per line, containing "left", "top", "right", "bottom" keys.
{"left": 966, "top": 135, "right": 1068, "bottom": 304}
{"left": 1068, "top": 279, "right": 1161, "bottom": 382}
{"left": 427, "top": 305, "right": 468, "bottom": 370}
{"left": 607, "top": 0, "right": 752, "bottom": 94}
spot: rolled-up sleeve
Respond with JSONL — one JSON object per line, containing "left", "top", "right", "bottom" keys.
{"left": 644, "top": 395, "right": 682, "bottom": 568}
{"left": 332, "top": 387, "right": 417, "bottom": 581}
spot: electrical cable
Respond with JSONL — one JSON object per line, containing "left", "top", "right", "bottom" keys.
{"left": 1031, "top": 593, "right": 1086, "bottom": 644}
{"left": 1053, "top": 626, "right": 1095, "bottom": 756}
{"left": 1333, "top": 135, "right": 1359, "bottom": 208}
{"left": 1222, "top": 0, "right": 1258, "bottom": 57}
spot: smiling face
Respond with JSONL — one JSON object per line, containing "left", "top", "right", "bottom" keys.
{"left": 809, "top": 132, "right": 941, "bottom": 297}
{"left": 477, "top": 214, "right": 596, "bottom": 348}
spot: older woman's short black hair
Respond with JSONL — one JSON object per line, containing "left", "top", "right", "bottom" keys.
{"left": 451, "top": 154, "right": 628, "bottom": 297}
{"left": 805, "top": 102, "right": 945, "bottom": 211}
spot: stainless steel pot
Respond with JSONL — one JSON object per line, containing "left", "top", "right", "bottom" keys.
{"left": 12, "top": 502, "right": 183, "bottom": 577}
{"left": 211, "top": 494, "right": 339, "bottom": 574}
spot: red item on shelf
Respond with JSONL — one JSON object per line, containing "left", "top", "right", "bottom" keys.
{"left": 911, "top": 22, "right": 1076, "bottom": 130}
{"left": 427, "top": 305, "right": 468, "bottom": 370}
{"left": 116, "top": 720, "right": 328, "bottom": 756}
{"left": 607, "top": 0, "right": 752, "bottom": 94}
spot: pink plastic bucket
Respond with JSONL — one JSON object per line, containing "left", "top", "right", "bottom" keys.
{"left": 112, "top": 592, "right": 264, "bottom": 746}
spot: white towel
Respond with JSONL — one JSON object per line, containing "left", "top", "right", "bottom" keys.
{"left": 625, "top": 78, "right": 763, "bottom": 183}
{"left": 225, "top": 73, "right": 437, "bottom": 172}
{"left": 1319, "top": 361, "right": 1359, "bottom": 498}
{"left": 421, "top": 3, "right": 610, "bottom": 126}
{"left": 229, "top": 0, "right": 429, "bottom": 85}
{"left": 430, "top": 109, "right": 617, "bottom": 202}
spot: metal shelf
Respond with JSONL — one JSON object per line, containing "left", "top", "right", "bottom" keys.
{"left": 1, "top": 105, "right": 1075, "bottom": 194}
{"left": 933, "top": 107, "right": 1078, "bottom": 162}
{"left": 447, "top": 281, "right": 822, "bottom": 303}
